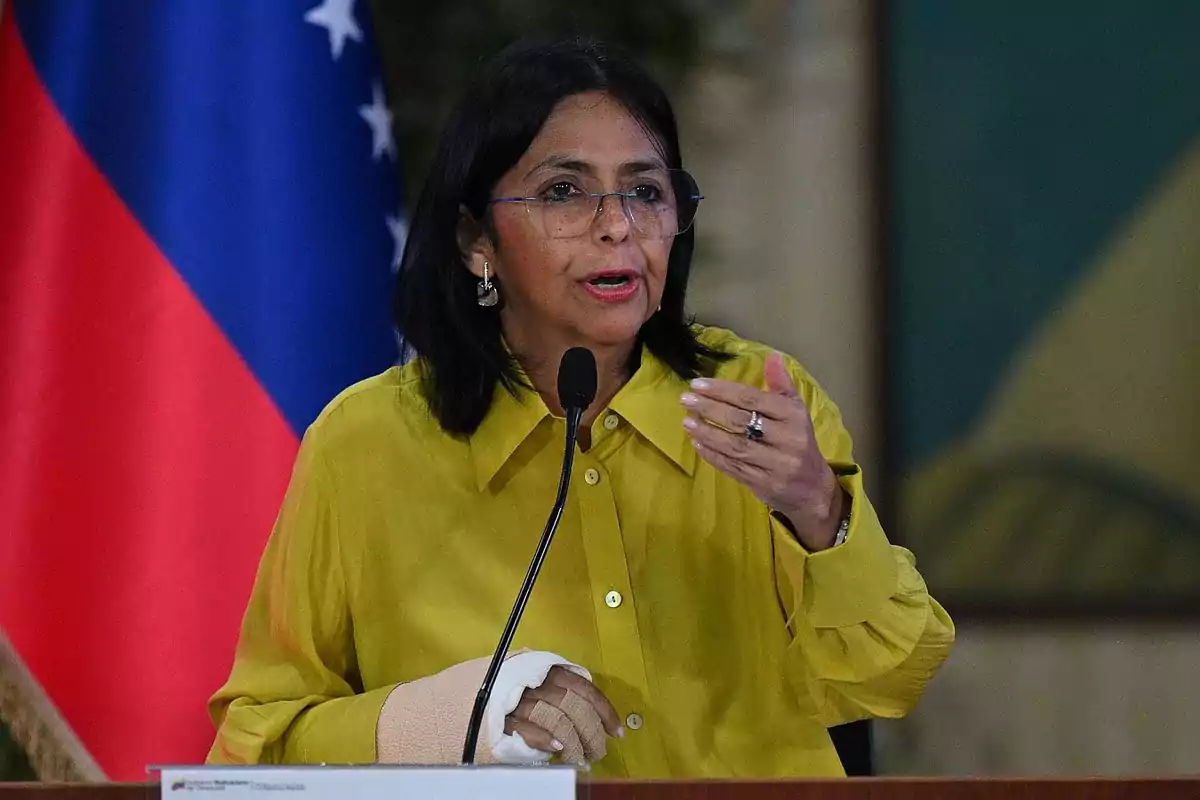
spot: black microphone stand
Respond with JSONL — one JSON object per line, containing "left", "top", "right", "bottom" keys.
{"left": 460, "top": 404, "right": 585, "bottom": 764}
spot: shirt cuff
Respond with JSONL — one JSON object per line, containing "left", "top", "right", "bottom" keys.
{"left": 281, "top": 682, "right": 398, "bottom": 764}
{"left": 772, "top": 464, "right": 899, "bottom": 629}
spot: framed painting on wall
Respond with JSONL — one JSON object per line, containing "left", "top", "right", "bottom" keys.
{"left": 882, "top": 2, "right": 1200, "bottom": 615}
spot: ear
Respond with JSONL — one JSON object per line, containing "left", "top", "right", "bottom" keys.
{"left": 456, "top": 206, "right": 496, "bottom": 280}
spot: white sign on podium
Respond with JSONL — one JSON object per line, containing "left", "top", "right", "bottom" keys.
{"left": 157, "top": 765, "right": 577, "bottom": 799}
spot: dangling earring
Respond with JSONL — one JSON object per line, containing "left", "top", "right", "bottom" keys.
{"left": 477, "top": 261, "right": 499, "bottom": 307}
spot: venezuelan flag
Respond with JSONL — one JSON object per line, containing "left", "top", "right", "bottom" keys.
{"left": 0, "top": 0, "right": 401, "bottom": 778}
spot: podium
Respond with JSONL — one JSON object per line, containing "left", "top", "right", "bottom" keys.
{"left": 1, "top": 780, "right": 1199, "bottom": 799}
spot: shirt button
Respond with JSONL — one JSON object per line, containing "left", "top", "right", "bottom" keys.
{"left": 603, "top": 414, "right": 620, "bottom": 431}
{"left": 604, "top": 590, "right": 622, "bottom": 608}
{"left": 625, "top": 713, "right": 644, "bottom": 731}
{"left": 584, "top": 468, "right": 600, "bottom": 485}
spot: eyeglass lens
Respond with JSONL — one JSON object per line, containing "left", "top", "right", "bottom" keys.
{"left": 532, "top": 170, "right": 699, "bottom": 239}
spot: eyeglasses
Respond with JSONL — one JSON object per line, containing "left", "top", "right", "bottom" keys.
{"left": 488, "top": 169, "right": 702, "bottom": 240}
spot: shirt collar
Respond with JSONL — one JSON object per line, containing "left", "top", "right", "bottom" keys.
{"left": 608, "top": 346, "right": 696, "bottom": 476}
{"left": 469, "top": 345, "right": 695, "bottom": 491}
{"left": 470, "top": 373, "right": 553, "bottom": 492}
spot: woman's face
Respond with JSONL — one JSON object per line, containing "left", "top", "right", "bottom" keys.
{"left": 472, "top": 91, "right": 675, "bottom": 358}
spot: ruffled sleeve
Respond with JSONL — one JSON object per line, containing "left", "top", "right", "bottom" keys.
{"left": 207, "top": 425, "right": 395, "bottom": 765}
{"left": 771, "top": 363, "right": 955, "bottom": 725}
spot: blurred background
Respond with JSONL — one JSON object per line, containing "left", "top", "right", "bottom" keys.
{"left": 2, "top": 0, "right": 1198, "bottom": 780}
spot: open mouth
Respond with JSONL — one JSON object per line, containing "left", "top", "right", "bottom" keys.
{"left": 582, "top": 271, "right": 640, "bottom": 302}
{"left": 588, "top": 274, "right": 633, "bottom": 287}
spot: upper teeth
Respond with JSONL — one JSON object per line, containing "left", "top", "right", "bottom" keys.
{"left": 593, "top": 275, "right": 628, "bottom": 285}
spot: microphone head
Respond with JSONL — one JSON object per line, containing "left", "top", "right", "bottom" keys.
{"left": 557, "top": 347, "right": 597, "bottom": 412}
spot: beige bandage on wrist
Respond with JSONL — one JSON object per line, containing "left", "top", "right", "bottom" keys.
{"left": 375, "top": 654, "right": 499, "bottom": 765}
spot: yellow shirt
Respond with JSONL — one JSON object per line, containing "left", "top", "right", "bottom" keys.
{"left": 207, "top": 326, "right": 954, "bottom": 777}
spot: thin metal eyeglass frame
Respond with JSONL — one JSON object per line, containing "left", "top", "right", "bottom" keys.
{"left": 487, "top": 174, "right": 704, "bottom": 239}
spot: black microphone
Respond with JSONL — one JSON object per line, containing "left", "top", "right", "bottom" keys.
{"left": 461, "top": 347, "right": 598, "bottom": 764}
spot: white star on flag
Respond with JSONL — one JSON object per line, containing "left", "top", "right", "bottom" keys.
{"left": 304, "top": 0, "right": 363, "bottom": 60}
{"left": 359, "top": 82, "right": 396, "bottom": 161}
{"left": 386, "top": 214, "right": 408, "bottom": 272}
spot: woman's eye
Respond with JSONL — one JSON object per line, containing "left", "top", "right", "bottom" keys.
{"left": 632, "top": 184, "right": 664, "bottom": 203}
{"left": 540, "top": 182, "right": 581, "bottom": 202}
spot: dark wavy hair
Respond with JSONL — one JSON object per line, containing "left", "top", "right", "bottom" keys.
{"left": 393, "top": 37, "right": 730, "bottom": 435}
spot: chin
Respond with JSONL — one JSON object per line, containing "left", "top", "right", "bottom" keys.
{"left": 578, "top": 314, "right": 646, "bottom": 350}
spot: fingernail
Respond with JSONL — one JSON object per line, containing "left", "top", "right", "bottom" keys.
{"left": 617, "top": 726, "right": 626, "bottom": 739}
{"left": 690, "top": 379, "right": 711, "bottom": 390}
{"left": 682, "top": 416, "right": 698, "bottom": 431}
{"left": 551, "top": 739, "right": 564, "bottom": 752}
{"left": 680, "top": 392, "right": 699, "bottom": 407}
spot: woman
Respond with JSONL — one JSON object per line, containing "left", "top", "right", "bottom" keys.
{"left": 208, "top": 37, "right": 954, "bottom": 777}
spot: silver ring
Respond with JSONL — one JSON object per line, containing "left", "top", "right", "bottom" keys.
{"left": 745, "top": 410, "right": 765, "bottom": 442}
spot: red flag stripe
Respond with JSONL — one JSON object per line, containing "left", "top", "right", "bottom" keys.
{"left": 0, "top": 13, "right": 299, "bottom": 778}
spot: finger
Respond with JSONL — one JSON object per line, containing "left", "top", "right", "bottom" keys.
{"left": 511, "top": 695, "right": 545, "bottom": 721}
{"left": 528, "top": 671, "right": 611, "bottom": 762}
{"left": 680, "top": 392, "right": 761, "bottom": 438}
{"left": 527, "top": 700, "right": 587, "bottom": 765}
{"left": 687, "top": 377, "right": 799, "bottom": 422}
{"left": 692, "top": 437, "right": 773, "bottom": 491}
{"left": 545, "top": 667, "right": 624, "bottom": 738}
{"left": 764, "top": 352, "right": 801, "bottom": 399}
{"left": 559, "top": 689, "right": 608, "bottom": 762}
{"left": 520, "top": 681, "right": 566, "bottom": 705}
{"left": 685, "top": 412, "right": 779, "bottom": 471}
{"left": 504, "top": 713, "right": 562, "bottom": 754}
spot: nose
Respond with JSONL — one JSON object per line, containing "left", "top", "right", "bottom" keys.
{"left": 593, "top": 193, "right": 631, "bottom": 242}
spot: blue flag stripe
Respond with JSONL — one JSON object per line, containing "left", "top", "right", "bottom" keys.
{"left": 13, "top": 0, "right": 400, "bottom": 435}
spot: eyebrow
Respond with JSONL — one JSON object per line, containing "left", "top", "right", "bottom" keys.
{"left": 523, "top": 156, "right": 668, "bottom": 179}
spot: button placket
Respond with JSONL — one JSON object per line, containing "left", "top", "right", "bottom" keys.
{"left": 573, "top": 457, "right": 665, "bottom": 774}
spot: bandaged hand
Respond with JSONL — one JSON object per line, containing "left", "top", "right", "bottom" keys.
{"left": 502, "top": 664, "right": 623, "bottom": 765}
